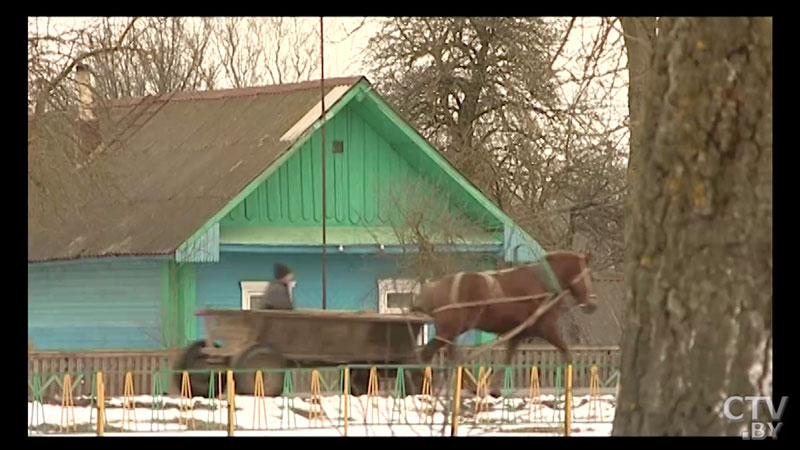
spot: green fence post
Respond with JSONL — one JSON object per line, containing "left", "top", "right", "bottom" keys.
{"left": 501, "top": 366, "right": 517, "bottom": 424}
{"left": 391, "top": 367, "right": 407, "bottom": 424}
{"left": 88, "top": 372, "right": 95, "bottom": 432}
{"left": 281, "top": 369, "right": 296, "bottom": 430}
{"left": 553, "top": 365, "right": 562, "bottom": 423}
{"left": 206, "top": 370, "right": 217, "bottom": 430}
{"left": 29, "top": 375, "right": 46, "bottom": 433}
{"left": 150, "top": 370, "right": 167, "bottom": 432}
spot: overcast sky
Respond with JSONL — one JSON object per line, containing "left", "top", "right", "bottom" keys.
{"left": 32, "top": 17, "right": 380, "bottom": 78}
{"left": 31, "top": 17, "right": 628, "bottom": 125}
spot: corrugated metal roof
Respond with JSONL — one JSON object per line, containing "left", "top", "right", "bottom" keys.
{"left": 28, "top": 77, "right": 364, "bottom": 262}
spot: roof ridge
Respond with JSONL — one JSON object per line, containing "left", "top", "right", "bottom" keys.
{"left": 107, "top": 76, "right": 366, "bottom": 108}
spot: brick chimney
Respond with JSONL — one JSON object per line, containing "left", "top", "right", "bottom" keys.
{"left": 74, "top": 64, "right": 101, "bottom": 157}
{"left": 75, "top": 64, "right": 94, "bottom": 121}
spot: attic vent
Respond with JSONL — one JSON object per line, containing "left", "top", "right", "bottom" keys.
{"left": 333, "top": 141, "right": 344, "bottom": 153}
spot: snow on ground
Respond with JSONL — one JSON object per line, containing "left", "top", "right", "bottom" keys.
{"left": 29, "top": 393, "right": 616, "bottom": 436}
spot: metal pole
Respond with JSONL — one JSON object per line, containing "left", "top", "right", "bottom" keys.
{"left": 565, "top": 364, "right": 573, "bottom": 436}
{"left": 227, "top": 370, "right": 235, "bottom": 436}
{"left": 450, "top": 366, "right": 463, "bottom": 436}
{"left": 96, "top": 372, "right": 104, "bottom": 436}
{"left": 319, "top": 16, "right": 327, "bottom": 310}
{"left": 343, "top": 366, "right": 350, "bottom": 436}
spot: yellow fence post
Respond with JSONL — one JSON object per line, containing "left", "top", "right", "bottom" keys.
{"left": 421, "top": 366, "right": 434, "bottom": 424}
{"left": 565, "top": 364, "right": 573, "bottom": 436}
{"left": 343, "top": 366, "right": 350, "bottom": 436}
{"left": 227, "top": 370, "right": 235, "bottom": 437}
{"left": 588, "top": 364, "right": 603, "bottom": 421}
{"left": 122, "top": 371, "right": 138, "bottom": 431}
{"left": 365, "top": 367, "right": 380, "bottom": 425}
{"left": 450, "top": 366, "right": 463, "bottom": 437}
{"left": 253, "top": 370, "right": 268, "bottom": 430}
{"left": 96, "top": 372, "right": 104, "bottom": 437}
{"left": 60, "top": 374, "right": 76, "bottom": 432}
{"left": 528, "top": 366, "right": 543, "bottom": 423}
{"left": 179, "top": 371, "right": 196, "bottom": 430}
{"left": 309, "top": 369, "right": 323, "bottom": 427}
{"left": 474, "top": 367, "right": 491, "bottom": 423}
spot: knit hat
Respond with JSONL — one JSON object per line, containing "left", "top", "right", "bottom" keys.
{"left": 274, "top": 263, "right": 292, "bottom": 280}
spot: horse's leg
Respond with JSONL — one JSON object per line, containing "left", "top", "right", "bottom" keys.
{"left": 488, "top": 334, "right": 525, "bottom": 397}
{"left": 504, "top": 334, "right": 524, "bottom": 365}
{"left": 420, "top": 337, "right": 444, "bottom": 362}
{"left": 537, "top": 320, "right": 572, "bottom": 364}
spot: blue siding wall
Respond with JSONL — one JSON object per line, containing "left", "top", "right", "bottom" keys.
{"left": 196, "top": 251, "right": 480, "bottom": 344}
{"left": 28, "top": 259, "right": 163, "bottom": 350}
{"left": 196, "top": 252, "right": 400, "bottom": 338}
{"left": 198, "top": 252, "right": 393, "bottom": 303}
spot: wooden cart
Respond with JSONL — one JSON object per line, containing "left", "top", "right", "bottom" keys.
{"left": 174, "top": 308, "right": 430, "bottom": 396}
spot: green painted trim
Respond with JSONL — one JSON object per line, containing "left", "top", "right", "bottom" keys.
{"left": 220, "top": 226, "right": 500, "bottom": 246}
{"left": 29, "top": 255, "right": 171, "bottom": 267}
{"left": 175, "top": 80, "right": 370, "bottom": 258}
{"left": 159, "top": 261, "right": 170, "bottom": 349}
{"left": 219, "top": 243, "right": 503, "bottom": 254}
{"left": 160, "top": 261, "right": 199, "bottom": 347}
{"left": 179, "top": 263, "right": 197, "bottom": 343}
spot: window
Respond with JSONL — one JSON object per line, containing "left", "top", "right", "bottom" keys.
{"left": 378, "top": 279, "right": 420, "bottom": 314}
{"left": 387, "top": 292, "right": 415, "bottom": 311}
{"left": 378, "top": 279, "right": 429, "bottom": 345}
{"left": 240, "top": 281, "right": 296, "bottom": 310}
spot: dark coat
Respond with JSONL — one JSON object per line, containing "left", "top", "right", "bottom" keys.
{"left": 253, "top": 281, "right": 293, "bottom": 310}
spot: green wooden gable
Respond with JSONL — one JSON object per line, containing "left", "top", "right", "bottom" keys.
{"left": 177, "top": 79, "right": 545, "bottom": 262}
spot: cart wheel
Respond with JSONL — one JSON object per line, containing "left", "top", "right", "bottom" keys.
{"left": 173, "top": 340, "right": 214, "bottom": 397}
{"left": 232, "top": 344, "right": 286, "bottom": 396}
{"left": 349, "top": 368, "right": 369, "bottom": 396}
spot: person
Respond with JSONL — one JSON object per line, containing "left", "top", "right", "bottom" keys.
{"left": 254, "top": 263, "right": 295, "bottom": 310}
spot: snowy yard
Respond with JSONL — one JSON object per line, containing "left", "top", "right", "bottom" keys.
{"left": 29, "top": 393, "right": 616, "bottom": 436}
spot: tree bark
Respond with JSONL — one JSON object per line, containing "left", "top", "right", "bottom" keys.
{"left": 620, "top": 17, "right": 656, "bottom": 185}
{"left": 613, "top": 17, "right": 772, "bottom": 436}
{"left": 620, "top": 17, "right": 656, "bottom": 284}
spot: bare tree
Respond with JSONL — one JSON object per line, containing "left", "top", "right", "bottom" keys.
{"left": 87, "top": 17, "right": 216, "bottom": 99}
{"left": 213, "top": 17, "right": 320, "bottom": 87}
{"left": 612, "top": 17, "right": 772, "bottom": 436}
{"left": 365, "top": 17, "right": 628, "bottom": 270}
{"left": 378, "top": 180, "right": 497, "bottom": 287}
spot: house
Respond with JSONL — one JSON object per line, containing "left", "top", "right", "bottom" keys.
{"left": 28, "top": 75, "right": 552, "bottom": 352}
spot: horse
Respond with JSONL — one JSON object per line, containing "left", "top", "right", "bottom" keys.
{"left": 410, "top": 251, "right": 598, "bottom": 367}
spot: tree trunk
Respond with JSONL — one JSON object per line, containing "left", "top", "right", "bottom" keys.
{"left": 620, "top": 17, "right": 656, "bottom": 186}
{"left": 613, "top": 17, "right": 772, "bottom": 436}
{"left": 620, "top": 17, "right": 656, "bottom": 280}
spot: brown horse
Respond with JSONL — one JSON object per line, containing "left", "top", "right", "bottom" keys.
{"left": 411, "top": 251, "right": 598, "bottom": 365}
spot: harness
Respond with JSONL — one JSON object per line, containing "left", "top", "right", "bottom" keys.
{"left": 431, "top": 266, "right": 592, "bottom": 315}
{"left": 430, "top": 263, "right": 594, "bottom": 362}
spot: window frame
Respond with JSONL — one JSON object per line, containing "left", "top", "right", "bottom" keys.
{"left": 240, "top": 280, "right": 296, "bottom": 310}
{"left": 377, "top": 278, "right": 428, "bottom": 345}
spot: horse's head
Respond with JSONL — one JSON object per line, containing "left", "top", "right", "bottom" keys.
{"left": 568, "top": 253, "right": 598, "bottom": 313}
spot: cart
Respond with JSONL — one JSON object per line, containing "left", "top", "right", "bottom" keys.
{"left": 174, "top": 308, "right": 430, "bottom": 396}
